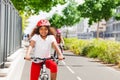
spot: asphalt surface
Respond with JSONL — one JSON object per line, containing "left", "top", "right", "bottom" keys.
{"left": 21, "top": 51, "right": 120, "bottom": 80}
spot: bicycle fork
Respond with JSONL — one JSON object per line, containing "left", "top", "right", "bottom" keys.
{"left": 40, "top": 64, "right": 49, "bottom": 80}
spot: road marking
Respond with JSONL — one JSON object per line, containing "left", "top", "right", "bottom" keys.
{"left": 62, "top": 61, "right": 66, "bottom": 65}
{"left": 62, "top": 61, "right": 82, "bottom": 80}
{"left": 77, "top": 76, "right": 82, "bottom": 80}
{"left": 62, "top": 61, "right": 75, "bottom": 74}
{"left": 66, "top": 66, "right": 75, "bottom": 74}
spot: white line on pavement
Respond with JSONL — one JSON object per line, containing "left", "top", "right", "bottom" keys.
{"left": 77, "top": 76, "right": 82, "bottom": 80}
{"left": 62, "top": 61, "right": 75, "bottom": 74}
{"left": 62, "top": 60, "right": 66, "bottom": 65}
{"left": 62, "top": 61, "right": 82, "bottom": 80}
{"left": 66, "top": 66, "right": 75, "bottom": 74}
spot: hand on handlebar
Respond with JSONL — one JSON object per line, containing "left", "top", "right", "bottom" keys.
{"left": 24, "top": 55, "right": 31, "bottom": 61}
{"left": 58, "top": 55, "right": 65, "bottom": 60}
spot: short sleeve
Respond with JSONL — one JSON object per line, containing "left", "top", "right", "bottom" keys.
{"left": 30, "top": 34, "right": 37, "bottom": 42}
{"left": 49, "top": 35, "right": 56, "bottom": 43}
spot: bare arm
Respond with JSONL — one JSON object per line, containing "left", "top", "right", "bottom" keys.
{"left": 25, "top": 40, "right": 35, "bottom": 60}
{"left": 60, "top": 36, "right": 64, "bottom": 45}
{"left": 52, "top": 41, "right": 64, "bottom": 60}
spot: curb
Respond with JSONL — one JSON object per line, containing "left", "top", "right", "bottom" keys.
{"left": 0, "top": 48, "right": 26, "bottom": 80}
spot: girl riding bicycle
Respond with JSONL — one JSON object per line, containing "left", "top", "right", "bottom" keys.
{"left": 56, "top": 29, "right": 64, "bottom": 52}
{"left": 50, "top": 27, "right": 64, "bottom": 50}
{"left": 24, "top": 19, "right": 64, "bottom": 80}
{"left": 49, "top": 27, "right": 65, "bottom": 64}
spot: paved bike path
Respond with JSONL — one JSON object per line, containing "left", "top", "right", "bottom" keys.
{"left": 21, "top": 51, "right": 120, "bottom": 80}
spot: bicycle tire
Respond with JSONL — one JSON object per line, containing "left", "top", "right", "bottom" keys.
{"left": 40, "top": 74, "right": 49, "bottom": 80}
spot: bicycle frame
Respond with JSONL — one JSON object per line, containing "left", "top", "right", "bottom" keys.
{"left": 53, "top": 44, "right": 63, "bottom": 64}
{"left": 31, "top": 57, "right": 52, "bottom": 80}
{"left": 40, "top": 59, "right": 49, "bottom": 80}
{"left": 24, "top": 56, "right": 64, "bottom": 80}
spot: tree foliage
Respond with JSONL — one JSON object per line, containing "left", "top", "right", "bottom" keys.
{"left": 62, "top": 2, "right": 81, "bottom": 26}
{"left": 11, "top": 0, "right": 120, "bottom": 30}
{"left": 11, "top": 0, "right": 66, "bottom": 16}
{"left": 49, "top": 2, "right": 81, "bottom": 28}
{"left": 77, "top": 0, "right": 120, "bottom": 25}
{"left": 115, "top": 13, "right": 120, "bottom": 20}
{"left": 49, "top": 13, "right": 64, "bottom": 28}
{"left": 11, "top": 0, "right": 66, "bottom": 30}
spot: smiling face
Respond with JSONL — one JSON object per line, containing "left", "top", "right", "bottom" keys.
{"left": 39, "top": 26, "right": 49, "bottom": 38}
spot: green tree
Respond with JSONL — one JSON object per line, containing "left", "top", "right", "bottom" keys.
{"left": 77, "top": 0, "right": 120, "bottom": 38}
{"left": 115, "top": 12, "right": 120, "bottom": 20}
{"left": 49, "top": 2, "right": 81, "bottom": 38}
{"left": 11, "top": 0, "right": 66, "bottom": 31}
{"left": 49, "top": 13, "right": 64, "bottom": 28}
{"left": 62, "top": 2, "right": 81, "bottom": 26}
{"left": 11, "top": 0, "right": 66, "bottom": 16}
{"left": 49, "top": 2, "right": 81, "bottom": 28}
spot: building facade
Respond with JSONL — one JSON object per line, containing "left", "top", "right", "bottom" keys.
{"left": 105, "top": 6, "right": 120, "bottom": 41}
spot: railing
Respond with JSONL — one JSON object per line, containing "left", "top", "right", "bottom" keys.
{"left": 0, "top": 0, "right": 22, "bottom": 68}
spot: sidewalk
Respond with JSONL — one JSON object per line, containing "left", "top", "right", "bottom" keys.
{"left": 0, "top": 41, "right": 27, "bottom": 80}
{"left": 20, "top": 60, "right": 31, "bottom": 80}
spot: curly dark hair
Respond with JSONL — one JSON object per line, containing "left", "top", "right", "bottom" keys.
{"left": 30, "top": 26, "right": 51, "bottom": 37}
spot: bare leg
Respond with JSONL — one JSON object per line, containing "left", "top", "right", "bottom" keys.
{"left": 45, "top": 60, "right": 58, "bottom": 80}
{"left": 51, "top": 72, "right": 57, "bottom": 80}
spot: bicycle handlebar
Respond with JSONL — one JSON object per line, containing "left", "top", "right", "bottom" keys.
{"left": 31, "top": 57, "right": 53, "bottom": 60}
{"left": 24, "top": 56, "right": 65, "bottom": 60}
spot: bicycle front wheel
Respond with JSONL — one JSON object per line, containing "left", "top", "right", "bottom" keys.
{"left": 41, "top": 75, "right": 49, "bottom": 80}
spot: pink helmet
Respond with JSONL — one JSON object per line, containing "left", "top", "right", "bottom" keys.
{"left": 36, "top": 19, "right": 50, "bottom": 27}
{"left": 56, "top": 29, "right": 61, "bottom": 34}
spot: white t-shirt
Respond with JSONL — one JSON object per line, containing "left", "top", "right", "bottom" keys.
{"left": 31, "top": 34, "right": 56, "bottom": 58}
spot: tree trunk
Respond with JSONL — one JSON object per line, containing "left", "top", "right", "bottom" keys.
{"left": 65, "top": 29, "right": 68, "bottom": 38}
{"left": 96, "top": 22, "right": 100, "bottom": 39}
